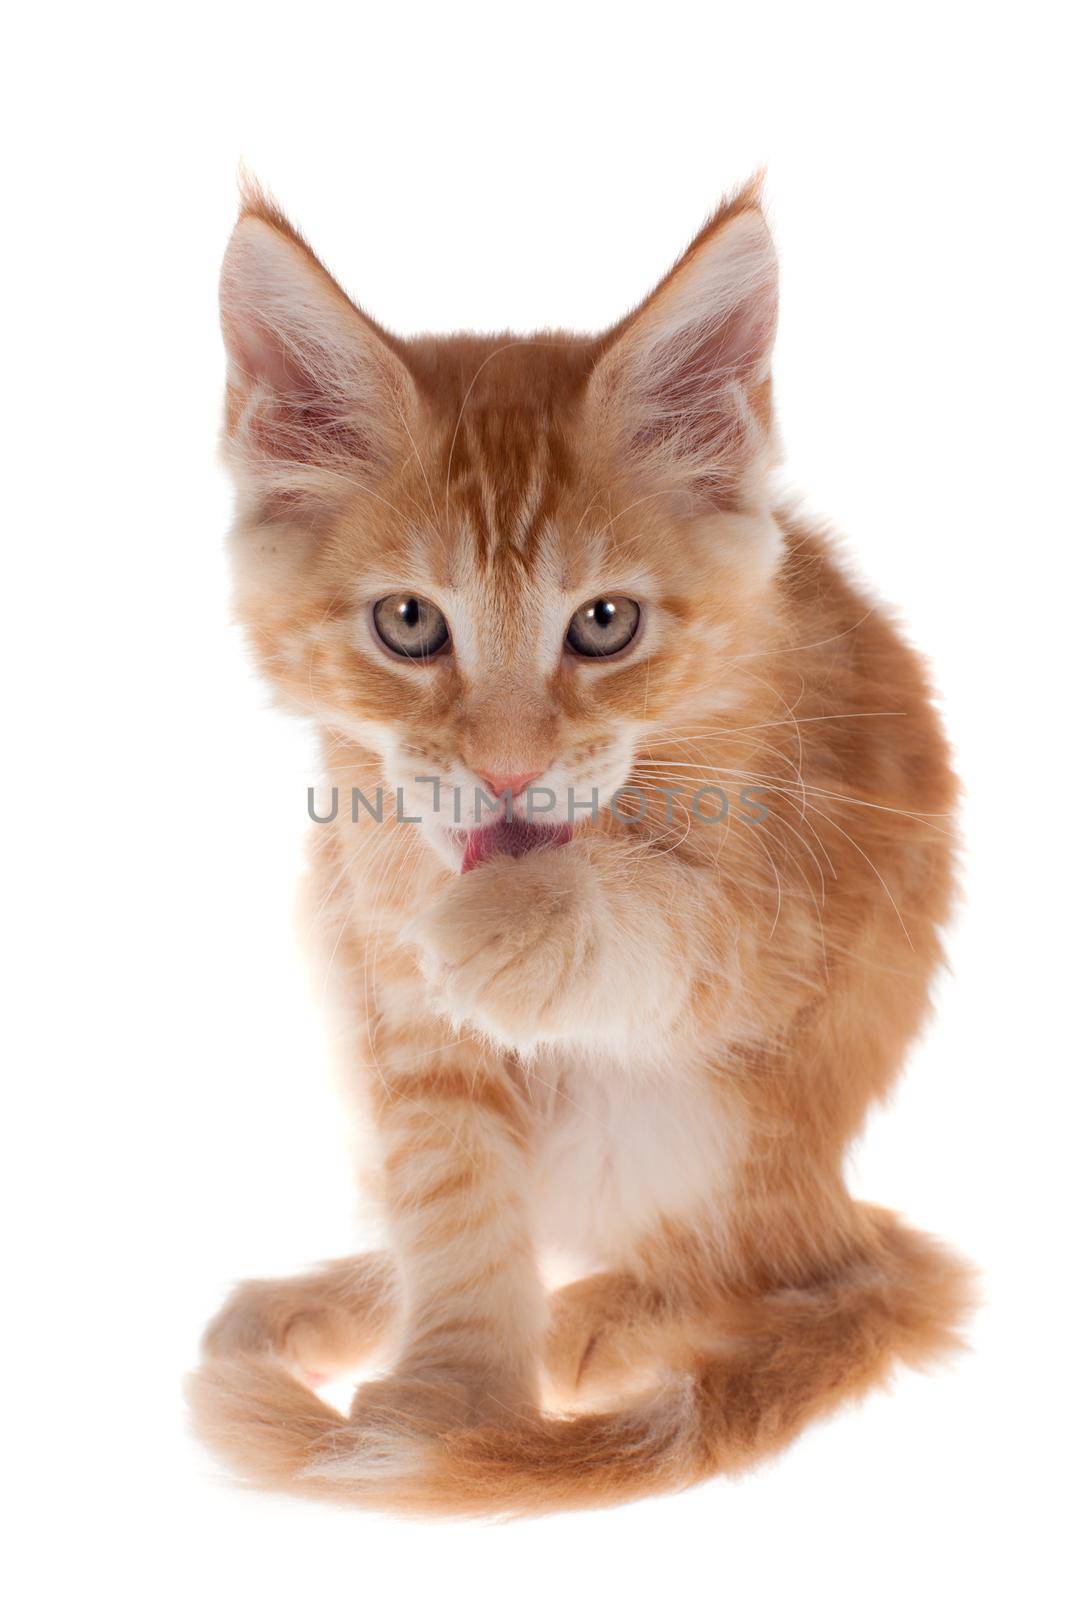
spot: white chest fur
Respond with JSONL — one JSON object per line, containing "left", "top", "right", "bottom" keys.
{"left": 529, "top": 1062, "right": 745, "bottom": 1272}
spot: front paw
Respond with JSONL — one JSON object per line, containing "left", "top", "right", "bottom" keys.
{"left": 409, "top": 847, "right": 600, "bottom": 1046}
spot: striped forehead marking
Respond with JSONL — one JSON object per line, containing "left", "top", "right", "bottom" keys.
{"left": 444, "top": 406, "right": 574, "bottom": 566}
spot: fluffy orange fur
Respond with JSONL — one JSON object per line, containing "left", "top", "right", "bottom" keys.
{"left": 188, "top": 178, "right": 973, "bottom": 1516}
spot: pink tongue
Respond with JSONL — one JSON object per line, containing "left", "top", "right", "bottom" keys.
{"left": 461, "top": 817, "right": 573, "bottom": 874}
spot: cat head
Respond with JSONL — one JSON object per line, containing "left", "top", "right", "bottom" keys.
{"left": 220, "top": 180, "right": 782, "bottom": 866}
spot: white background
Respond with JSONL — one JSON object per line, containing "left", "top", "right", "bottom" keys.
{"left": 5, "top": 3, "right": 1063, "bottom": 1595}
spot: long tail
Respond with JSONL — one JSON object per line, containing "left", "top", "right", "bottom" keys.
{"left": 187, "top": 1217, "right": 974, "bottom": 1517}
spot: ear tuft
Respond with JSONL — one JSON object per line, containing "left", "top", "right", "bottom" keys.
{"left": 589, "top": 183, "right": 778, "bottom": 509}
{"left": 234, "top": 168, "right": 314, "bottom": 252}
{"left": 219, "top": 190, "right": 415, "bottom": 509}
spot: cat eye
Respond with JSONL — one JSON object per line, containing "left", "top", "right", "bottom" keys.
{"left": 372, "top": 594, "right": 451, "bottom": 659}
{"left": 566, "top": 596, "right": 641, "bottom": 658}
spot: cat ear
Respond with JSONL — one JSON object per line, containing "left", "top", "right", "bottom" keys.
{"left": 220, "top": 195, "right": 416, "bottom": 507}
{"left": 588, "top": 184, "right": 778, "bottom": 509}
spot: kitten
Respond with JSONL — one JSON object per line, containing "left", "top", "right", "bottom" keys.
{"left": 189, "top": 178, "right": 973, "bottom": 1514}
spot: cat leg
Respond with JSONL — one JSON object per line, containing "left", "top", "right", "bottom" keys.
{"left": 542, "top": 1265, "right": 743, "bottom": 1409}
{"left": 351, "top": 1031, "right": 544, "bottom": 1430}
{"left": 202, "top": 1252, "right": 396, "bottom": 1384}
{"left": 542, "top": 1272, "right": 671, "bottom": 1404}
{"left": 542, "top": 1197, "right": 973, "bottom": 1445}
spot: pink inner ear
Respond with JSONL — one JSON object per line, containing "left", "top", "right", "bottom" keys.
{"left": 225, "top": 306, "right": 387, "bottom": 471}
{"left": 220, "top": 216, "right": 415, "bottom": 482}
{"left": 597, "top": 206, "right": 778, "bottom": 503}
{"left": 640, "top": 270, "right": 777, "bottom": 428}
{"left": 226, "top": 312, "right": 298, "bottom": 398}
{"left": 627, "top": 295, "right": 775, "bottom": 500}
{"left": 244, "top": 380, "right": 379, "bottom": 469}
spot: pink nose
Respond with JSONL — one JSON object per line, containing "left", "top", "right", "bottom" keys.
{"left": 474, "top": 769, "right": 544, "bottom": 799}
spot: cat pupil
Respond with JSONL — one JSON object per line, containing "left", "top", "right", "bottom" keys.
{"left": 400, "top": 598, "right": 419, "bottom": 628}
{"left": 594, "top": 600, "right": 616, "bottom": 628}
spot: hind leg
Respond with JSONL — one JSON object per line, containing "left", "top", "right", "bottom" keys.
{"left": 543, "top": 1272, "right": 715, "bottom": 1406}
{"left": 543, "top": 1273, "right": 652, "bottom": 1404}
{"left": 202, "top": 1251, "right": 397, "bottom": 1384}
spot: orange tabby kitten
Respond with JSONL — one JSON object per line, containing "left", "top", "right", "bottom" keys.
{"left": 190, "top": 179, "right": 972, "bottom": 1514}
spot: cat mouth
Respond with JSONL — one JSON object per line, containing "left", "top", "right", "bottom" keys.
{"left": 459, "top": 817, "right": 573, "bottom": 874}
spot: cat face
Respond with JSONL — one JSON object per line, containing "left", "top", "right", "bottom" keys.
{"left": 221, "top": 184, "right": 781, "bottom": 866}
